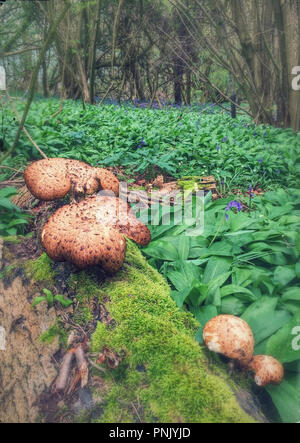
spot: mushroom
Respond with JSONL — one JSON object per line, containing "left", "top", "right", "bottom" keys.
{"left": 24, "top": 158, "right": 71, "bottom": 201}
{"left": 24, "top": 158, "right": 119, "bottom": 201}
{"left": 41, "top": 195, "right": 151, "bottom": 273}
{"left": 203, "top": 314, "right": 254, "bottom": 365}
{"left": 247, "top": 355, "right": 284, "bottom": 387}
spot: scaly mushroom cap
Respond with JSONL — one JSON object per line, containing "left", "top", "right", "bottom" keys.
{"left": 66, "top": 160, "right": 119, "bottom": 196}
{"left": 203, "top": 314, "right": 254, "bottom": 364}
{"left": 90, "top": 195, "right": 151, "bottom": 246}
{"left": 41, "top": 195, "right": 151, "bottom": 273}
{"left": 247, "top": 355, "right": 284, "bottom": 387}
{"left": 41, "top": 207, "right": 126, "bottom": 273}
{"left": 24, "top": 158, "right": 71, "bottom": 201}
{"left": 24, "top": 158, "right": 119, "bottom": 200}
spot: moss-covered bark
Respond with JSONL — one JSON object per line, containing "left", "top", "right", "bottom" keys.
{"left": 86, "top": 241, "right": 256, "bottom": 423}
{"left": 1, "top": 237, "right": 262, "bottom": 423}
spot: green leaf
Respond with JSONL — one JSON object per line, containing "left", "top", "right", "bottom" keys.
{"left": 281, "top": 287, "right": 300, "bottom": 302}
{"left": 220, "top": 284, "right": 256, "bottom": 301}
{"left": 171, "top": 289, "right": 190, "bottom": 308}
{"left": 0, "top": 187, "right": 18, "bottom": 199}
{"left": 242, "top": 297, "right": 292, "bottom": 345}
{"left": 221, "top": 296, "right": 248, "bottom": 316}
{"left": 202, "top": 256, "right": 232, "bottom": 284}
{"left": 54, "top": 294, "right": 73, "bottom": 307}
{"left": 274, "top": 266, "right": 296, "bottom": 287}
{"left": 176, "top": 236, "right": 190, "bottom": 261}
{"left": 265, "top": 310, "right": 300, "bottom": 363}
{"left": 194, "top": 305, "right": 218, "bottom": 344}
{"left": 43, "top": 288, "right": 54, "bottom": 306}
{"left": 167, "top": 261, "right": 201, "bottom": 291}
{"left": 266, "top": 380, "right": 300, "bottom": 423}
{"left": 32, "top": 296, "right": 47, "bottom": 307}
{"left": 143, "top": 239, "right": 179, "bottom": 261}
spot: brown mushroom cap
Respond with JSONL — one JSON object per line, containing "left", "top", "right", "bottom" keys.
{"left": 41, "top": 195, "right": 151, "bottom": 273}
{"left": 247, "top": 355, "right": 284, "bottom": 387}
{"left": 24, "top": 158, "right": 71, "bottom": 201}
{"left": 90, "top": 195, "right": 151, "bottom": 246}
{"left": 24, "top": 158, "right": 119, "bottom": 200}
{"left": 203, "top": 314, "right": 255, "bottom": 364}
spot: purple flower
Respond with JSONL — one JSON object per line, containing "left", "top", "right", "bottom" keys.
{"left": 258, "top": 158, "right": 263, "bottom": 163}
{"left": 225, "top": 213, "right": 229, "bottom": 221}
{"left": 222, "top": 136, "right": 228, "bottom": 143}
{"left": 136, "top": 138, "right": 146, "bottom": 149}
{"left": 216, "top": 145, "right": 221, "bottom": 151}
{"left": 226, "top": 200, "right": 243, "bottom": 213}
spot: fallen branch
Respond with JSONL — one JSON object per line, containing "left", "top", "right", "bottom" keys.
{"left": 55, "top": 349, "right": 75, "bottom": 392}
{"left": 74, "top": 344, "right": 89, "bottom": 388}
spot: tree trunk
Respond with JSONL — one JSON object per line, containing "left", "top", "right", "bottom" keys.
{"left": 0, "top": 240, "right": 59, "bottom": 423}
{"left": 42, "top": 59, "right": 49, "bottom": 98}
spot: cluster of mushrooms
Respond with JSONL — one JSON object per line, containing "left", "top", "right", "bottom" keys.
{"left": 203, "top": 314, "right": 284, "bottom": 387}
{"left": 24, "top": 158, "right": 151, "bottom": 273}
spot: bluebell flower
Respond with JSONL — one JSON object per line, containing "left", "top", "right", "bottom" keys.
{"left": 226, "top": 200, "right": 242, "bottom": 212}
{"left": 216, "top": 145, "right": 221, "bottom": 151}
{"left": 258, "top": 158, "right": 263, "bottom": 163}
{"left": 225, "top": 213, "right": 229, "bottom": 221}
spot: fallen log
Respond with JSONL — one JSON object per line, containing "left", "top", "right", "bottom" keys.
{"left": 0, "top": 237, "right": 268, "bottom": 423}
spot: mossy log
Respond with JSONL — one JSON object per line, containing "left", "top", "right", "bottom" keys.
{"left": 0, "top": 237, "right": 267, "bottom": 423}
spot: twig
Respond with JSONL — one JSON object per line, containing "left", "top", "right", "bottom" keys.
{"left": 0, "top": 165, "right": 20, "bottom": 172}
{"left": 4, "top": 90, "right": 48, "bottom": 159}
{"left": 74, "top": 344, "right": 89, "bottom": 388}
{"left": 0, "top": 179, "right": 24, "bottom": 186}
{"left": 87, "top": 357, "right": 107, "bottom": 373}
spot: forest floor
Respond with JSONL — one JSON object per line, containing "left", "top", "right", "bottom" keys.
{"left": 0, "top": 98, "right": 300, "bottom": 423}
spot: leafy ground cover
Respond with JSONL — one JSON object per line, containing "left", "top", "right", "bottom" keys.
{"left": 142, "top": 189, "right": 300, "bottom": 423}
{"left": 1, "top": 97, "right": 300, "bottom": 422}
{"left": 1, "top": 98, "right": 300, "bottom": 191}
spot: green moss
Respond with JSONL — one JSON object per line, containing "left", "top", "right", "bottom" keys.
{"left": 69, "top": 270, "right": 103, "bottom": 325}
{"left": 39, "top": 323, "right": 68, "bottom": 348}
{"left": 24, "top": 252, "right": 55, "bottom": 283}
{"left": 178, "top": 177, "right": 206, "bottom": 192}
{"left": 89, "top": 241, "right": 255, "bottom": 423}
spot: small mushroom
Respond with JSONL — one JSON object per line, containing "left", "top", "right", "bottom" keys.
{"left": 247, "top": 355, "right": 284, "bottom": 387}
{"left": 203, "top": 314, "right": 254, "bottom": 365}
{"left": 41, "top": 195, "right": 151, "bottom": 273}
{"left": 24, "top": 158, "right": 119, "bottom": 201}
